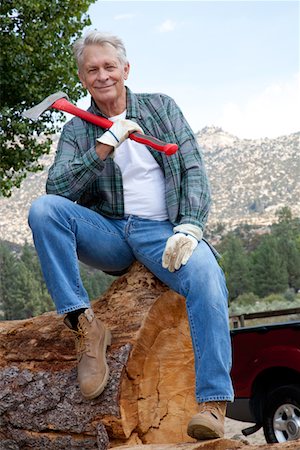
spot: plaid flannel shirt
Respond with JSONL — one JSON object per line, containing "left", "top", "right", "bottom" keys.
{"left": 46, "top": 87, "right": 211, "bottom": 230}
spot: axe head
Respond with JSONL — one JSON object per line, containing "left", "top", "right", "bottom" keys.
{"left": 22, "top": 91, "right": 69, "bottom": 120}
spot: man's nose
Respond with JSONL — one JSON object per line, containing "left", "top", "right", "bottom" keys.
{"left": 96, "top": 69, "right": 109, "bottom": 81}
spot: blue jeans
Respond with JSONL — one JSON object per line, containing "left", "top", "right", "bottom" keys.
{"left": 28, "top": 194, "right": 234, "bottom": 403}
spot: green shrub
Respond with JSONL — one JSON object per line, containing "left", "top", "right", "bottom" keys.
{"left": 284, "top": 288, "right": 296, "bottom": 302}
{"left": 263, "top": 293, "right": 285, "bottom": 303}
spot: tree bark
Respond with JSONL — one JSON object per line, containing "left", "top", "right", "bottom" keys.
{"left": 0, "top": 262, "right": 199, "bottom": 449}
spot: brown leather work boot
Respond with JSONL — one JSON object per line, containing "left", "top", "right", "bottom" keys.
{"left": 187, "top": 401, "right": 226, "bottom": 440}
{"left": 64, "top": 308, "right": 111, "bottom": 399}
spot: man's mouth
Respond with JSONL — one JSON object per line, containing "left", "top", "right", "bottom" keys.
{"left": 96, "top": 84, "right": 114, "bottom": 90}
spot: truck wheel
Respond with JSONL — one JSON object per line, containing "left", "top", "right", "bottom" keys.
{"left": 263, "top": 384, "right": 300, "bottom": 443}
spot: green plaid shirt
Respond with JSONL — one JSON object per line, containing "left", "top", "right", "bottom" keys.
{"left": 47, "top": 87, "right": 211, "bottom": 230}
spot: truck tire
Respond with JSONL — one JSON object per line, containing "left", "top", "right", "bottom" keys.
{"left": 262, "top": 384, "right": 300, "bottom": 443}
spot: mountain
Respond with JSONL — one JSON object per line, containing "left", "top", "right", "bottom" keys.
{"left": 0, "top": 128, "right": 299, "bottom": 245}
{"left": 198, "top": 126, "right": 300, "bottom": 230}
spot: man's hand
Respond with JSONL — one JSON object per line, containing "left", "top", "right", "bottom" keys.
{"left": 162, "top": 224, "right": 203, "bottom": 272}
{"left": 97, "top": 119, "right": 143, "bottom": 149}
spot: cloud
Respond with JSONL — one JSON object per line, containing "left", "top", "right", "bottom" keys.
{"left": 114, "top": 13, "right": 135, "bottom": 21}
{"left": 218, "top": 73, "right": 300, "bottom": 139}
{"left": 157, "top": 19, "right": 177, "bottom": 33}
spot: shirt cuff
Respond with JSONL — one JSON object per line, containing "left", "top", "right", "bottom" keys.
{"left": 81, "top": 146, "right": 106, "bottom": 175}
{"left": 173, "top": 223, "right": 203, "bottom": 241}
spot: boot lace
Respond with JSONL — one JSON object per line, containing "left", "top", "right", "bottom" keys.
{"left": 199, "top": 402, "right": 223, "bottom": 420}
{"left": 69, "top": 322, "right": 91, "bottom": 359}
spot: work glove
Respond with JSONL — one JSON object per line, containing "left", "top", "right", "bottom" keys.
{"left": 162, "top": 224, "right": 203, "bottom": 272}
{"left": 97, "top": 119, "right": 143, "bottom": 150}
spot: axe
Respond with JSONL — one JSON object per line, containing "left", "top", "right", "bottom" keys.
{"left": 22, "top": 92, "right": 178, "bottom": 156}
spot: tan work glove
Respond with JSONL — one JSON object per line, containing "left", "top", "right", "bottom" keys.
{"left": 97, "top": 119, "right": 143, "bottom": 149}
{"left": 162, "top": 224, "right": 203, "bottom": 272}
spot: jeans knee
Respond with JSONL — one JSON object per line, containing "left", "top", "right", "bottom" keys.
{"left": 186, "top": 257, "right": 228, "bottom": 306}
{"left": 28, "top": 194, "right": 61, "bottom": 230}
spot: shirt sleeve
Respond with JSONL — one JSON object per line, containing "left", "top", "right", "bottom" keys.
{"left": 46, "top": 121, "right": 106, "bottom": 201}
{"left": 166, "top": 96, "right": 211, "bottom": 230}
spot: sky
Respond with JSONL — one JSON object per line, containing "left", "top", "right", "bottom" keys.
{"left": 76, "top": 0, "right": 300, "bottom": 139}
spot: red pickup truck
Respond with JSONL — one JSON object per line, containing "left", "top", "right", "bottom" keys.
{"left": 227, "top": 308, "right": 300, "bottom": 444}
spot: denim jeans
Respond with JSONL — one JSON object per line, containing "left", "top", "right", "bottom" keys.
{"left": 28, "top": 194, "right": 234, "bottom": 403}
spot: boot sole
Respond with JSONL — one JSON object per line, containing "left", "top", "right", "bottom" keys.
{"left": 82, "top": 329, "right": 112, "bottom": 400}
{"left": 187, "top": 421, "right": 224, "bottom": 440}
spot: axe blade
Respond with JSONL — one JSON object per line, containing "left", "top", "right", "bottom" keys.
{"left": 22, "top": 91, "right": 69, "bottom": 120}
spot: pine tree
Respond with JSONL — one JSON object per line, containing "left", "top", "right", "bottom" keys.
{"left": 219, "top": 234, "right": 253, "bottom": 301}
{"left": 251, "top": 235, "right": 289, "bottom": 297}
{"left": 0, "top": 242, "right": 54, "bottom": 320}
{"left": 271, "top": 207, "right": 300, "bottom": 291}
{"left": 0, "top": 243, "right": 19, "bottom": 319}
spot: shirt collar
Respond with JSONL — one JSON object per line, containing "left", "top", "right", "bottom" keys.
{"left": 125, "top": 86, "right": 141, "bottom": 119}
{"left": 88, "top": 86, "right": 142, "bottom": 119}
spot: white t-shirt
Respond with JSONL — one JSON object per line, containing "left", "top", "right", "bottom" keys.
{"left": 110, "top": 111, "right": 168, "bottom": 220}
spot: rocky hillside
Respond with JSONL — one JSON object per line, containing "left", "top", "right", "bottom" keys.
{"left": 198, "top": 126, "right": 300, "bottom": 230}
{"left": 0, "top": 128, "right": 299, "bottom": 245}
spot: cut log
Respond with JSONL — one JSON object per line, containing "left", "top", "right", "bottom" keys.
{"left": 0, "top": 262, "right": 199, "bottom": 449}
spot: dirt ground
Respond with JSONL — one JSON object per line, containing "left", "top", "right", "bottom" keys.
{"left": 225, "top": 418, "right": 266, "bottom": 445}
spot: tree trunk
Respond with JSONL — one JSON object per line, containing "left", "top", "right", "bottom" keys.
{"left": 0, "top": 262, "right": 199, "bottom": 449}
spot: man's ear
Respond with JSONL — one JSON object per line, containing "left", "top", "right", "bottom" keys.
{"left": 78, "top": 70, "right": 87, "bottom": 89}
{"left": 123, "top": 62, "right": 130, "bottom": 80}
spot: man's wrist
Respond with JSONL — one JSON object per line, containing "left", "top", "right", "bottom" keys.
{"left": 173, "top": 224, "right": 203, "bottom": 241}
{"left": 95, "top": 142, "right": 114, "bottom": 160}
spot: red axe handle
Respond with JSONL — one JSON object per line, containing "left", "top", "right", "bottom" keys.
{"left": 53, "top": 98, "right": 178, "bottom": 156}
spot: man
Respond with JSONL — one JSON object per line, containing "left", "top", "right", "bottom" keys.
{"left": 29, "top": 30, "right": 234, "bottom": 440}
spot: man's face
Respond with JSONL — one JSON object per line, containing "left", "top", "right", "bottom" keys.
{"left": 78, "top": 44, "right": 129, "bottom": 110}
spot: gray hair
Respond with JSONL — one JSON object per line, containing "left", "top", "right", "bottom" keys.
{"left": 73, "top": 30, "right": 128, "bottom": 69}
